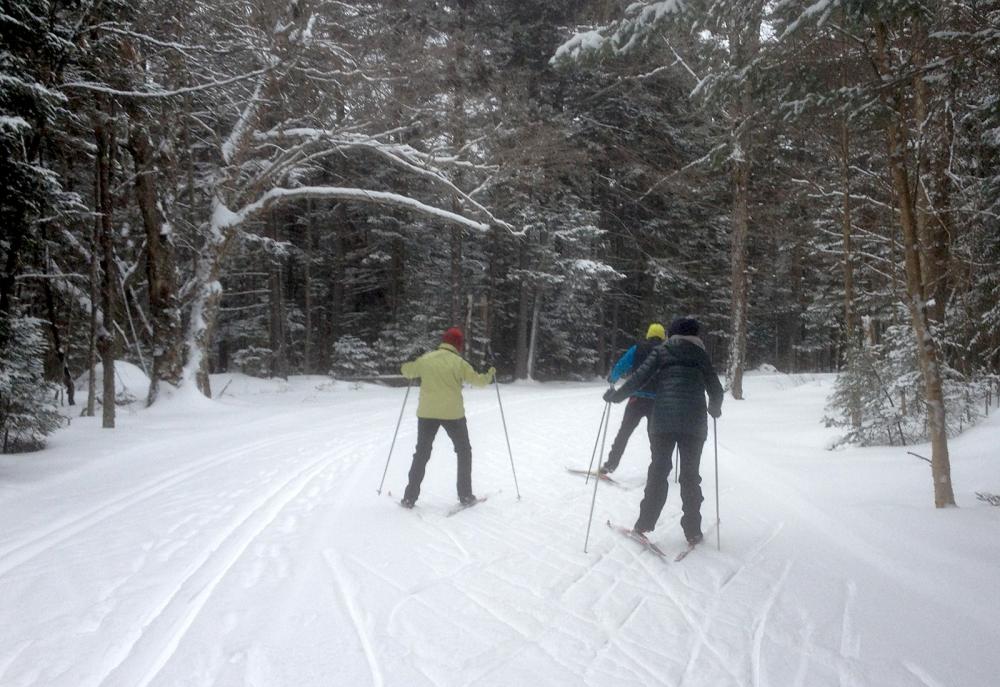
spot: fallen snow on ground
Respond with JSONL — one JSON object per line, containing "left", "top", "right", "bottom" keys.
{"left": 73, "top": 361, "right": 151, "bottom": 406}
{"left": 1, "top": 372, "right": 998, "bottom": 686}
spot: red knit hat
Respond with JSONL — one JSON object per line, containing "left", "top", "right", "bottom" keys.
{"left": 442, "top": 327, "right": 463, "bottom": 350}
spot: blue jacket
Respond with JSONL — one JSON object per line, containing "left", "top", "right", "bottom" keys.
{"left": 608, "top": 342, "right": 657, "bottom": 399}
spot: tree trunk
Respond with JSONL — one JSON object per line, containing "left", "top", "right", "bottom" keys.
{"left": 727, "top": 139, "right": 750, "bottom": 399}
{"left": 464, "top": 293, "right": 474, "bottom": 357}
{"left": 448, "top": 6, "right": 467, "bottom": 332}
{"left": 95, "top": 114, "right": 116, "bottom": 429}
{"left": 514, "top": 240, "right": 531, "bottom": 379}
{"left": 610, "top": 294, "right": 620, "bottom": 370}
{"left": 911, "top": 27, "right": 950, "bottom": 328}
{"left": 478, "top": 295, "right": 489, "bottom": 368}
{"left": 527, "top": 289, "right": 542, "bottom": 380}
{"left": 268, "top": 210, "right": 287, "bottom": 379}
{"left": 126, "top": 109, "right": 183, "bottom": 405}
{"left": 303, "top": 201, "right": 313, "bottom": 373}
{"left": 389, "top": 235, "right": 405, "bottom": 318}
{"left": 184, "top": 93, "right": 198, "bottom": 232}
{"left": 184, "top": 221, "right": 235, "bottom": 398}
{"left": 450, "top": 227, "right": 463, "bottom": 328}
{"left": 485, "top": 227, "right": 498, "bottom": 359}
{"left": 331, "top": 206, "right": 347, "bottom": 345}
{"left": 86, "top": 213, "right": 98, "bottom": 417}
{"left": 596, "top": 299, "right": 607, "bottom": 376}
{"left": 839, "top": 111, "right": 860, "bottom": 428}
{"left": 876, "top": 21, "right": 955, "bottom": 508}
{"left": 725, "top": 6, "right": 762, "bottom": 400}
{"left": 42, "top": 263, "right": 75, "bottom": 405}
{"left": 514, "top": 279, "right": 531, "bottom": 379}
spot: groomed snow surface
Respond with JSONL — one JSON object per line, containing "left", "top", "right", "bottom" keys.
{"left": 2, "top": 372, "right": 998, "bottom": 687}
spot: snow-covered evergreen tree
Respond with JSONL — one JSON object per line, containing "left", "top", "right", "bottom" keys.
{"left": 0, "top": 317, "right": 62, "bottom": 452}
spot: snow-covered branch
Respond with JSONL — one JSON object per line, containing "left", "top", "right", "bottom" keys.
{"left": 220, "top": 186, "right": 493, "bottom": 233}
{"left": 248, "top": 128, "right": 512, "bottom": 230}
{"left": 551, "top": 1, "right": 686, "bottom": 64}
{"left": 221, "top": 74, "right": 268, "bottom": 165}
{"left": 61, "top": 68, "right": 271, "bottom": 99}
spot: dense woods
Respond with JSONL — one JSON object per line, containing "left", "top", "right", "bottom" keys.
{"left": 2, "top": 0, "right": 999, "bottom": 502}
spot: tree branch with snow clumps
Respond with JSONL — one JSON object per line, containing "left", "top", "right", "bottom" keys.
{"left": 551, "top": 1, "right": 686, "bottom": 63}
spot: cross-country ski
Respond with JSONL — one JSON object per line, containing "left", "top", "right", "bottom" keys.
{"left": 566, "top": 467, "right": 621, "bottom": 486}
{"left": 607, "top": 520, "right": 667, "bottom": 558}
{"left": 446, "top": 494, "right": 491, "bottom": 517}
{"left": 674, "top": 540, "right": 699, "bottom": 562}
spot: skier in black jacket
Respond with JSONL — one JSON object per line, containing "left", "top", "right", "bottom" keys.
{"left": 603, "top": 317, "right": 724, "bottom": 544}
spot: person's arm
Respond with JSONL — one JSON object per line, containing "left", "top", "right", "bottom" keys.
{"left": 702, "top": 355, "right": 724, "bottom": 417}
{"left": 608, "top": 346, "right": 636, "bottom": 383}
{"left": 462, "top": 359, "right": 495, "bottom": 387}
{"left": 401, "top": 358, "right": 420, "bottom": 379}
{"left": 609, "top": 347, "right": 661, "bottom": 402}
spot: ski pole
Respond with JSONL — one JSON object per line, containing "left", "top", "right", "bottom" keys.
{"left": 584, "top": 399, "right": 612, "bottom": 553}
{"left": 585, "top": 389, "right": 612, "bottom": 484}
{"left": 377, "top": 379, "right": 411, "bottom": 495}
{"left": 493, "top": 370, "right": 521, "bottom": 500}
{"left": 713, "top": 416, "right": 720, "bottom": 551}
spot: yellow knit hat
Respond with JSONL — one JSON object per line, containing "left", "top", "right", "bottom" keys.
{"left": 646, "top": 323, "right": 666, "bottom": 340}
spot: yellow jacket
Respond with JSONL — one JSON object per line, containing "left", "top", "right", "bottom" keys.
{"left": 401, "top": 344, "right": 494, "bottom": 419}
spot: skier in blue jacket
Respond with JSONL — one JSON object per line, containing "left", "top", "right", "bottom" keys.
{"left": 600, "top": 323, "right": 666, "bottom": 474}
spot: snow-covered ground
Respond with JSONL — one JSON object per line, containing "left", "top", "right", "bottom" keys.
{"left": 2, "top": 371, "right": 998, "bottom": 687}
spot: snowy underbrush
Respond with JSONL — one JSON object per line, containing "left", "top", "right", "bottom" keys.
{"left": 72, "top": 361, "right": 151, "bottom": 409}
{"left": 822, "top": 328, "right": 996, "bottom": 449}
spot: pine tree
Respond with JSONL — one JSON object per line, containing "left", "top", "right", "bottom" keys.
{"left": 0, "top": 317, "right": 63, "bottom": 452}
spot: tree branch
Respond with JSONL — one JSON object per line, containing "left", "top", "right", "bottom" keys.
{"left": 221, "top": 186, "right": 494, "bottom": 233}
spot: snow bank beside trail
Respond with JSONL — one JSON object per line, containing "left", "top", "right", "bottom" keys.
{"left": 208, "top": 373, "right": 415, "bottom": 408}
{"left": 72, "top": 361, "right": 150, "bottom": 405}
{"left": 211, "top": 372, "right": 332, "bottom": 398}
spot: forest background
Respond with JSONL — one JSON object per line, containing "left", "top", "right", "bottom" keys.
{"left": 2, "top": 0, "right": 999, "bottom": 501}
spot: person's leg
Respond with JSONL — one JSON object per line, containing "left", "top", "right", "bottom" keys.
{"left": 634, "top": 433, "right": 676, "bottom": 533}
{"left": 442, "top": 417, "right": 473, "bottom": 501}
{"left": 603, "top": 398, "right": 647, "bottom": 473}
{"left": 403, "top": 419, "right": 441, "bottom": 503}
{"left": 638, "top": 397, "right": 655, "bottom": 463}
{"left": 677, "top": 434, "right": 706, "bottom": 540}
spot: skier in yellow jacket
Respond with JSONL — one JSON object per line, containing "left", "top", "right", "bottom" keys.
{"left": 399, "top": 327, "right": 495, "bottom": 508}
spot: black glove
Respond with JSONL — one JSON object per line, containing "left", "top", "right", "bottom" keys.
{"left": 603, "top": 388, "right": 617, "bottom": 403}
{"left": 708, "top": 404, "right": 722, "bottom": 419}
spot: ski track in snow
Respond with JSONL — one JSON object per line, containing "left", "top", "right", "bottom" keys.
{"left": 750, "top": 560, "right": 792, "bottom": 687}
{"left": 95, "top": 450, "right": 338, "bottom": 687}
{"left": 902, "top": 662, "right": 946, "bottom": 687}
{"left": 323, "top": 549, "right": 386, "bottom": 687}
{"left": 2, "top": 376, "right": 999, "bottom": 686}
{"left": 0, "top": 431, "right": 294, "bottom": 577}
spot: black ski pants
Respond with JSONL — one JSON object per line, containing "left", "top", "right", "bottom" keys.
{"left": 605, "top": 396, "right": 655, "bottom": 471}
{"left": 403, "top": 417, "right": 473, "bottom": 503}
{"left": 634, "top": 432, "right": 705, "bottom": 539}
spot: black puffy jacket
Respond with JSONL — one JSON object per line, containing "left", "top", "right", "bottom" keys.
{"left": 611, "top": 335, "right": 724, "bottom": 439}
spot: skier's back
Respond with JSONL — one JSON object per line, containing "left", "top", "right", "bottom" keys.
{"left": 399, "top": 327, "right": 494, "bottom": 508}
